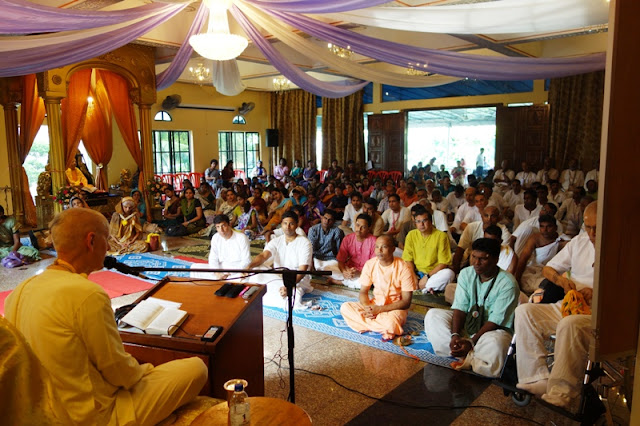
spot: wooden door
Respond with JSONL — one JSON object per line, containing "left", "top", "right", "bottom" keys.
{"left": 496, "top": 105, "right": 549, "bottom": 171}
{"left": 368, "top": 113, "right": 406, "bottom": 172}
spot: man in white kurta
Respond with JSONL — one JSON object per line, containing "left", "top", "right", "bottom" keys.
{"left": 192, "top": 214, "right": 251, "bottom": 280}
{"left": 512, "top": 189, "right": 542, "bottom": 231}
{"left": 450, "top": 187, "right": 477, "bottom": 234}
{"left": 515, "top": 162, "right": 537, "bottom": 189}
{"left": 248, "top": 211, "right": 313, "bottom": 309}
{"left": 425, "top": 238, "right": 519, "bottom": 377}
{"left": 4, "top": 208, "right": 207, "bottom": 425}
{"left": 559, "top": 159, "right": 585, "bottom": 193}
{"left": 536, "top": 158, "right": 559, "bottom": 186}
{"left": 341, "top": 192, "right": 364, "bottom": 234}
{"left": 515, "top": 202, "right": 597, "bottom": 409}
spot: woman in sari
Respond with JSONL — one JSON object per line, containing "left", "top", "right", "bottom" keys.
{"left": 130, "top": 189, "right": 146, "bottom": 223}
{"left": 180, "top": 187, "right": 206, "bottom": 234}
{"left": 108, "top": 197, "right": 148, "bottom": 255}
{"left": 290, "top": 159, "right": 303, "bottom": 182}
{"left": 68, "top": 196, "right": 89, "bottom": 209}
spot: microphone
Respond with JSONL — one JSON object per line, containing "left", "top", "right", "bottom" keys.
{"left": 104, "top": 256, "right": 144, "bottom": 278}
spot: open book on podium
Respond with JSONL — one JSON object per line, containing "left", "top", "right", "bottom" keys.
{"left": 120, "top": 297, "right": 187, "bottom": 336}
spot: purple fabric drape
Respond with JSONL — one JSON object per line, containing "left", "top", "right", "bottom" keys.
{"left": 231, "top": 5, "right": 368, "bottom": 98}
{"left": 243, "top": 0, "right": 390, "bottom": 13}
{"left": 0, "top": 0, "right": 173, "bottom": 34}
{"left": 156, "top": 2, "right": 209, "bottom": 90}
{"left": 268, "top": 9, "right": 606, "bottom": 80}
{"left": 0, "top": 4, "right": 185, "bottom": 78}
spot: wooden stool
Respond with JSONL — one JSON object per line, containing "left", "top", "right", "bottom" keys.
{"left": 191, "top": 397, "right": 312, "bottom": 425}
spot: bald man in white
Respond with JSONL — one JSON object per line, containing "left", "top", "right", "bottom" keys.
{"left": 4, "top": 208, "right": 207, "bottom": 425}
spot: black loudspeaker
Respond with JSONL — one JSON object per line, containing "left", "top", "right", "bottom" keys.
{"left": 266, "top": 129, "right": 279, "bottom": 147}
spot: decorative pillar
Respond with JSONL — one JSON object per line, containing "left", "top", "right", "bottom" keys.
{"left": 44, "top": 98, "right": 65, "bottom": 214}
{"left": 2, "top": 102, "right": 24, "bottom": 224}
{"left": 139, "top": 103, "right": 155, "bottom": 221}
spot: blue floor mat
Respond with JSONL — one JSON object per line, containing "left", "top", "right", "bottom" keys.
{"left": 117, "top": 252, "right": 195, "bottom": 280}
{"left": 264, "top": 289, "right": 456, "bottom": 367}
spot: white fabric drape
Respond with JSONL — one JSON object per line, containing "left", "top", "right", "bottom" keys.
{"left": 237, "top": 2, "right": 460, "bottom": 88}
{"left": 322, "top": 0, "right": 608, "bottom": 35}
{"left": 213, "top": 59, "right": 246, "bottom": 96}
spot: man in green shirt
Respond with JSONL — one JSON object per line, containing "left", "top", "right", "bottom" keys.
{"left": 424, "top": 238, "right": 519, "bottom": 377}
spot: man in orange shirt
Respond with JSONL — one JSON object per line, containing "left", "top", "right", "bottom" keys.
{"left": 340, "top": 235, "right": 417, "bottom": 340}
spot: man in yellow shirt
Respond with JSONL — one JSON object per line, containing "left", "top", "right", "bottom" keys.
{"left": 402, "top": 210, "right": 454, "bottom": 293}
{"left": 4, "top": 208, "right": 207, "bottom": 425}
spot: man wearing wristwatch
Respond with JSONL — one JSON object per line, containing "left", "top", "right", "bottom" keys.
{"left": 424, "top": 238, "right": 519, "bottom": 377}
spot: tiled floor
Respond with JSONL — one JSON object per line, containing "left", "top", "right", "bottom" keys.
{"left": 2, "top": 234, "right": 630, "bottom": 425}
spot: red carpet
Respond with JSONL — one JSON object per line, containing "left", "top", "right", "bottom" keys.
{"left": 0, "top": 290, "right": 11, "bottom": 316}
{"left": 0, "top": 272, "right": 153, "bottom": 316}
{"left": 174, "top": 256, "right": 207, "bottom": 264}
{"left": 88, "top": 271, "right": 154, "bottom": 298}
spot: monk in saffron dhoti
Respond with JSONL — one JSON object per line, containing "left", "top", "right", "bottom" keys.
{"left": 340, "top": 235, "right": 417, "bottom": 340}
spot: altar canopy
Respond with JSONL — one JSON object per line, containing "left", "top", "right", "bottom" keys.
{"left": 0, "top": 0, "right": 609, "bottom": 98}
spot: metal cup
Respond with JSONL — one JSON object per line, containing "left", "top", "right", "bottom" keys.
{"left": 223, "top": 379, "right": 248, "bottom": 406}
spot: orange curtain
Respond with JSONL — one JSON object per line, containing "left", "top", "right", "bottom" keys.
{"left": 81, "top": 74, "right": 112, "bottom": 190}
{"left": 321, "top": 90, "right": 365, "bottom": 169}
{"left": 98, "top": 70, "right": 142, "bottom": 169}
{"left": 61, "top": 69, "right": 92, "bottom": 169}
{"left": 19, "top": 74, "right": 45, "bottom": 227}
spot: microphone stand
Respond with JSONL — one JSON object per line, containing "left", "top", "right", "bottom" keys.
{"left": 110, "top": 261, "right": 328, "bottom": 404}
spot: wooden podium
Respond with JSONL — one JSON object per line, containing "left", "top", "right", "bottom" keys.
{"left": 119, "top": 277, "right": 266, "bottom": 399}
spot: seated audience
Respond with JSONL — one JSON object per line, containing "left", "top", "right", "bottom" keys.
{"left": 536, "top": 158, "right": 559, "bottom": 186}
{"left": 513, "top": 189, "right": 542, "bottom": 231}
{"left": 492, "top": 159, "right": 515, "bottom": 195}
{"left": 341, "top": 192, "right": 364, "bottom": 234}
{"left": 555, "top": 187, "right": 586, "bottom": 237}
{"left": 369, "top": 179, "right": 385, "bottom": 203}
{"left": 0, "top": 205, "right": 40, "bottom": 264}
{"left": 514, "top": 202, "right": 597, "bottom": 409}
{"left": 503, "top": 179, "right": 524, "bottom": 212}
{"left": 509, "top": 202, "right": 563, "bottom": 256}
{"left": 548, "top": 179, "right": 566, "bottom": 205}
{"left": 340, "top": 235, "right": 417, "bottom": 340}
{"left": 559, "top": 159, "right": 585, "bottom": 193}
{"left": 234, "top": 199, "right": 260, "bottom": 238}
{"left": 377, "top": 183, "right": 396, "bottom": 213}
{"left": 307, "top": 209, "right": 344, "bottom": 271}
{"left": 452, "top": 206, "right": 511, "bottom": 273}
{"left": 514, "top": 214, "right": 565, "bottom": 296}
{"left": 274, "top": 158, "right": 290, "bottom": 182}
{"left": 326, "top": 159, "right": 343, "bottom": 182}
{"left": 425, "top": 238, "right": 518, "bottom": 377}
{"left": 179, "top": 187, "right": 206, "bottom": 234}
{"left": 108, "top": 197, "right": 148, "bottom": 255}
{"left": 69, "top": 195, "right": 89, "bottom": 209}
{"left": 443, "top": 184, "right": 465, "bottom": 221}
{"left": 327, "top": 185, "right": 348, "bottom": 213}
{"left": 363, "top": 197, "right": 385, "bottom": 237}
{"left": 381, "top": 194, "right": 410, "bottom": 237}
{"left": 204, "top": 159, "right": 220, "bottom": 188}
{"left": 399, "top": 181, "right": 418, "bottom": 207}
{"left": 290, "top": 159, "right": 303, "bottom": 182}
{"left": 327, "top": 214, "right": 377, "bottom": 288}
{"left": 192, "top": 214, "right": 251, "bottom": 280}
{"left": 247, "top": 211, "right": 313, "bottom": 309}
{"left": 304, "top": 191, "right": 325, "bottom": 226}
{"left": 4, "top": 208, "right": 207, "bottom": 425}
{"left": 515, "top": 161, "right": 537, "bottom": 189}
{"left": 262, "top": 188, "right": 293, "bottom": 233}
{"left": 460, "top": 192, "right": 487, "bottom": 232}
{"left": 450, "top": 187, "right": 477, "bottom": 235}
{"left": 402, "top": 209, "right": 454, "bottom": 293}
{"left": 158, "top": 185, "right": 182, "bottom": 228}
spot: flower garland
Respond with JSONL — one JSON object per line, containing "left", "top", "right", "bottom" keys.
{"left": 146, "top": 177, "right": 164, "bottom": 196}
{"left": 52, "top": 185, "right": 81, "bottom": 205}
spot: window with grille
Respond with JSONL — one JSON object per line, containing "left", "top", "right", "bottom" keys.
{"left": 218, "top": 131, "right": 260, "bottom": 176}
{"left": 152, "top": 130, "right": 192, "bottom": 175}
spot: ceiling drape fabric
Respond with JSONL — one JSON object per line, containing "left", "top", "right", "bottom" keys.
{"left": 156, "top": 2, "right": 209, "bottom": 90}
{"left": 212, "top": 60, "right": 247, "bottom": 97}
{"left": 61, "top": 69, "right": 91, "bottom": 170}
{"left": 321, "top": 91, "right": 365, "bottom": 170}
{"left": 98, "top": 70, "right": 143, "bottom": 171}
{"left": 322, "top": 0, "right": 609, "bottom": 34}
{"left": 548, "top": 71, "right": 605, "bottom": 171}
{"left": 81, "top": 76, "right": 112, "bottom": 191}
{"left": 244, "top": 0, "right": 390, "bottom": 13}
{"left": 270, "top": 90, "right": 317, "bottom": 169}
{"left": 231, "top": 5, "right": 368, "bottom": 98}
{"left": 0, "top": 0, "right": 179, "bottom": 34}
{"left": 18, "top": 74, "right": 45, "bottom": 227}
{"left": 0, "top": 4, "right": 185, "bottom": 77}
{"left": 237, "top": 2, "right": 460, "bottom": 88}
{"left": 268, "top": 8, "right": 606, "bottom": 81}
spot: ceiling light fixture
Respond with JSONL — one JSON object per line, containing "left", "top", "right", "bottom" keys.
{"left": 273, "top": 76, "right": 291, "bottom": 93}
{"left": 406, "top": 62, "right": 429, "bottom": 76}
{"left": 189, "top": 0, "right": 248, "bottom": 61}
{"left": 327, "top": 43, "right": 353, "bottom": 59}
{"left": 189, "top": 63, "right": 210, "bottom": 84}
